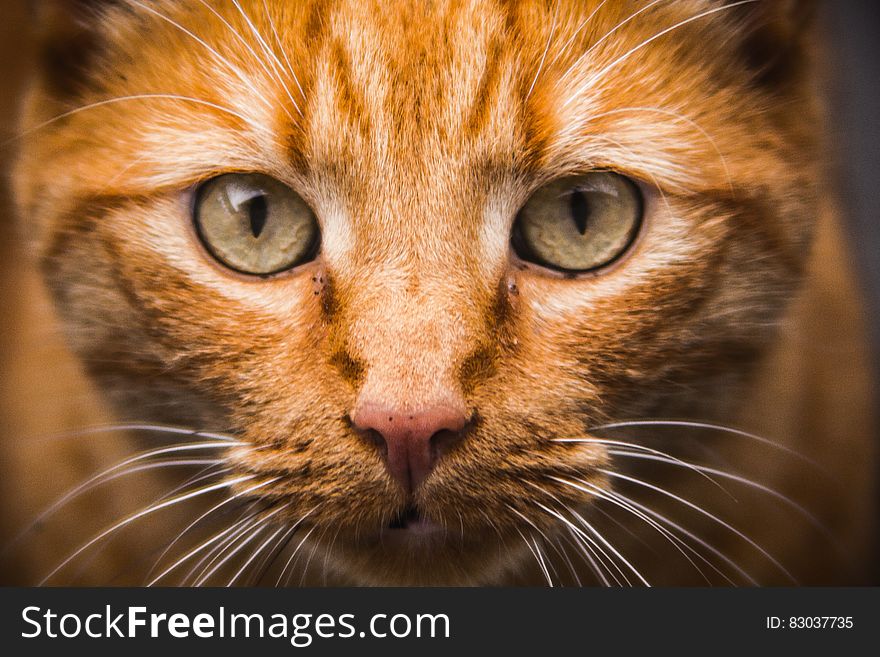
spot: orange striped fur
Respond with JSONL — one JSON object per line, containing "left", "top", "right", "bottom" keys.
{"left": 4, "top": 0, "right": 875, "bottom": 585}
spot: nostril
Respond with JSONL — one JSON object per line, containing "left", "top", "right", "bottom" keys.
{"left": 429, "top": 428, "right": 465, "bottom": 460}
{"left": 359, "top": 427, "right": 387, "bottom": 457}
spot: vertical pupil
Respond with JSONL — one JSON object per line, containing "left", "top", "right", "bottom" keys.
{"left": 569, "top": 191, "right": 589, "bottom": 235}
{"left": 247, "top": 195, "right": 268, "bottom": 238}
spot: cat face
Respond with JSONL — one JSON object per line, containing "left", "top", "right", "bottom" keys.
{"left": 16, "top": 0, "right": 818, "bottom": 584}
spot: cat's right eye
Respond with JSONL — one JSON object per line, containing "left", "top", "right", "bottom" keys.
{"left": 194, "top": 173, "right": 320, "bottom": 276}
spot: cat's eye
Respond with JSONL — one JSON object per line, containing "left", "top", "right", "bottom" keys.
{"left": 194, "top": 173, "right": 319, "bottom": 275}
{"left": 512, "top": 172, "right": 643, "bottom": 273}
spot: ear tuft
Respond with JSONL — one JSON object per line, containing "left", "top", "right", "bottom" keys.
{"left": 730, "top": 0, "right": 817, "bottom": 91}
{"left": 31, "top": 0, "right": 123, "bottom": 99}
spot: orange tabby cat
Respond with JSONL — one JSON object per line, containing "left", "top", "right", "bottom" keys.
{"left": 1, "top": 0, "right": 875, "bottom": 586}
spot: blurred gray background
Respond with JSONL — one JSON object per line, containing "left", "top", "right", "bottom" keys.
{"left": 825, "top": 1, "right": 880, "bottom": 580}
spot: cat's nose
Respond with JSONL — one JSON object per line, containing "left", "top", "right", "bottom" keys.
{"left": 351, "top": 401, "right": 469, "bottom": 495}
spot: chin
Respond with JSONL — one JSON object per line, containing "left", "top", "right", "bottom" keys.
{"left": 318, "top": 521, "right": 532, "bottom": 586}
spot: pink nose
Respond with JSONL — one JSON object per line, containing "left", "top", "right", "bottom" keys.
{"left": 351, "top": 402, "right": 469, "bottom": 494}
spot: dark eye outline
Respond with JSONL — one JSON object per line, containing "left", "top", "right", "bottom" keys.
{"left": 510, "top": 172, "right": 645, "bottom": 275}
{"left": 192, "top": 173, "right": 321, "bottom": 278}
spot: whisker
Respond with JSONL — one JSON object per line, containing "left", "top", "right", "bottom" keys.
{"left": 533, "top": 536, "right": 560, "bottom": 587}
{"left": 551, "top": 436, "right": 728, "bottom": 494}
{"left": 591, "top": 419, "right": 822, "bottom": 469}
{"left": 252, "top": 523, "right": 301, "bottom": 586}
{"left": 127, "top": 1, "right": 288, "bottom": 120}
{"left": 598, "top": 483, "right": 757, "bottom": 585}
{"left": 278, "top": 525, "right": 319, "bottom": 587}
{"left": 600, "top": 468, "right": 796, "bottom": 582}
{"left": 506, "top": 504, "right": 573, "bottom": 585}
{"left": 147, "top": 477, "right": 280, "bottom": 585}
{"left": 580, "top": 106, "right": 735, "bottom": 194}
{"left": 606, "top": 450, "right": 837, "bottom": 545}
{"left": 525, "top": 0, "right": 560, "bottom": 100}
{"left": 152, "top": 509, "right": 260, "bottom": 586}
{"left": 570, "top": 508, "right": 649, "bottom": 586}
{"left": 567, "top": 522, "right": 624, "bottom": 586}
{"left": 299, "top": 523, "right": 337, "bottom": 587}
{"left": 180, "top": 508, "right": 264, "bottom": 586}
{"left": 552, "top": 476, "right": 733, "bottom": 585}
{"left": 514, "top": 526, "right": 554, "bottom": 587}
{"left": 227, "top": 523, "right": 289, "bottom": 587}
{"left": 195, "top": 0, "right": 301, "bottom": 119}
{"left": 520, "top": 485, "right": 630, "bottom": 586}
{"left": 559, "top": 0, "right": 670, "bottom": 91}
{"left": 261, "top": 0, "right": 306, "bottom": 99}
{"left": 154, "top": 464, "right": 232, "bottom": 506}
{"left": 319, "top": 527, "right": 341, "bottom": 587}
{"left": 547, "top": 0, "right": 609, "bottom": 68}
{"left": 193, "top": 505, "right": 287, "bottom": 586}
{"left": 7, "top": 94, "right": 272, "bottom": 147}
{"left": 190, "top": 520, "right": 268, "bottom": 587}
{"left": 40, "top": 475, "right": 256, "bottom": 585}
{"left": 551, "top": 535, "right": 583, "bottom": 587}
{"left": 28, "top": 423, "right": 241, "bottom": 445}
{"left": 560, "top": 529, "right": 606, "bottom": 586}
{"left": 10, "top": 442, "right": 241, "bottom": 550}
{"left": 229, "top": 0, "right": 302, "bottom": 116}
{"left": 568, "top": 0, "right": 760, "bottom": 107}
{"left": 15, "top": 443, "right": 244, "bottom": 531}
{"left": 535, "top": 499, "right": 645, "bottom": 586}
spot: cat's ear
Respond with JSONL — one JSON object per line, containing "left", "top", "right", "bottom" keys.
{"left": 727, "top": 0, "right": 818, "bottom": 90}
{"left": 29, "top": 0, "right": 123, "bottom": 99}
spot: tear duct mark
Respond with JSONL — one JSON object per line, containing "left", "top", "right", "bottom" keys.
{"left": 458, "top": 276, "right": 520, "bottom": 395}
{"left": 315, "top": 270, "right": 366, "bottom": 387}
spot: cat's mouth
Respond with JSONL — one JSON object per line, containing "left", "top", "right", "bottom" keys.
{"left": 381, "top": 504, "right": 446, "bottom": 546}
{"left": 385, "top": 504, "right": 442, "bottom": 537}
{"left": 387, "top": 505, "right": 421, "bottom": 529}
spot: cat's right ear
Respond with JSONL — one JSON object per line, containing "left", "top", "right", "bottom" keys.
{"left": 28, "top": 0, "right": 122, "bottom": 99}
{"left": 726, "top": 0, "right": 818, "bottom": 92}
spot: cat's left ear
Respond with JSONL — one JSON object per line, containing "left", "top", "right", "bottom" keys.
{"left": 29, "top": 0, "right": 123, "bottom": 99}
{"left": 727, "top": 0, "right": 818, "bottom": 90}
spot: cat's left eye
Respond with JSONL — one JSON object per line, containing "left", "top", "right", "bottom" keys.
{"left": 511, "top": 172, "right": 643, "bottom": 273}
{"left": 194, "top": 173, "right": 319, "bottom": 275}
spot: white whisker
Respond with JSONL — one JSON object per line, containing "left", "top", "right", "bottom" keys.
{"left": 147, "top": 477, "right": 280, "bottom": 585}
{"left": 229, "top": 0, "right": 302, "bottom": 116}
{"left": 591, "top": 419, "right": 821, "bottom": 468}
{"left": 548, "top": 0, "right": 609, "bottom": 68}
{"left": 525, "top": 0, "right": 560, "bottom": 100}
{"left": 607, "top": 450, "right": 836, "bottom": 545}
{"left": 195, "top": 0, "right": 301, "bottom": 119}
{"left": 278, "top": 524, "right": 319, "bottom": 587}
{"left": 193, "top": 505, "right": 286, "bottom": 586}
{"left": 153, "top": 510, "right": 259, "bottom": 586}
{"left": 566, "top": 0, "right": 760, "bottom": 107}
{"left": 600, "top": 468, "right": 795, "bottom": 582}
{"left": 13, "top": 442, "right": 242, "bottom": 548}
{"left": 227, "top": 524, "right": 290, "bottom": 587}
{"left": 560, "top": 0, "right": 670, "bottom": 92}
{"left": 514, "top": 526, "right": 554, "bottom": 587}
{"left": 552, "top": 476, "right": 734, "bottom": 585}
{"left": 598, "top": 482, "right": 758, "bottom": 585}
{"left": 127, "top": 1, "right": 286, "bottom": 120}
{"left": 261, "top": 0, "right": 306, "bottom": 99}
{"left": 40, "top": 475, "right": 256, "bottom": 585}
{"left": 551, "top": 436, "right": 727, "bottom": 493}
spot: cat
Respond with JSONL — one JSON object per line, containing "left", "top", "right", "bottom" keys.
{"left": 1, "top": 0, "right": 875, "bottom": 586}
